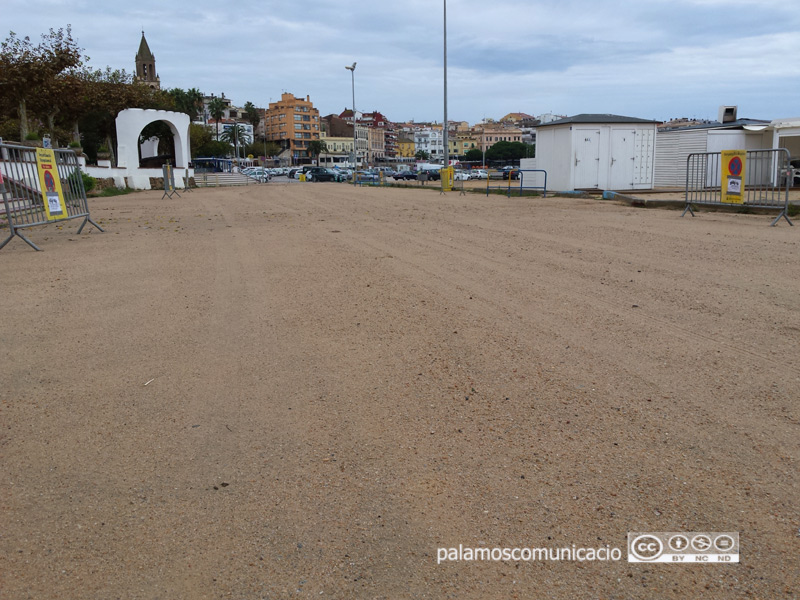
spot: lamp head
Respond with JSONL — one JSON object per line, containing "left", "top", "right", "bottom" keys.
{"left": 345, "top": 62, "right": 356, "bottom": 71}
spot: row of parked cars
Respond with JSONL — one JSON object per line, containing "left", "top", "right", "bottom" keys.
{"left": 241, "top": 164, "right": 522, "bottom": 183}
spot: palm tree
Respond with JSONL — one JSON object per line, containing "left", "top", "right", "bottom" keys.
{"left": 220, "top": 123, "right": 251, "bottom": 158}
{"left": 185, "top": 88, "right": 204, "bottom": 121}
{"left": 208, "top": 97, "right": 225, "bottom": 140}
{"left": 307, "top": 139, "right": 328, "bottom": 166}
{"left": 243, "top": 101, "right": 261, "bottom": 129}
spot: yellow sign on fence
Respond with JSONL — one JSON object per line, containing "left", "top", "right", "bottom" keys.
{"left": 35, "top": 148, "right": 68, "bottom": 220}
{"left": 721, "top": 150, "right": 746, "bottom": 204}
{"left": 442, "top": 166, "right": 454, "bottom": 191}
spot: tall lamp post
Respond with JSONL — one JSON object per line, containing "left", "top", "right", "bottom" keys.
{"left": 443, "top": 0, "right": 448, "bottom": 168}
{"left": 345, "top": 62, "right": 357, "bottom": 175}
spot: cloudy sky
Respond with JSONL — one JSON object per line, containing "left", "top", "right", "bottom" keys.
{"left": 6, "top": 0, "right": 800, "bottom": 124}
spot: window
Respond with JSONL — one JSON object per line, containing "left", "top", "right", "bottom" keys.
{"left": 294, "top": 114, "right": 302, "bottom": 121}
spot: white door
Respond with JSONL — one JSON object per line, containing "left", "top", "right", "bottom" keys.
{"left": 609, "top": 129, "right": 636, "bottom": 189}
{"left": 634, "top": 128, "right": 654, "bottom": 186}
{"left": 574, "top": 129, "right": 600, "bottom": 189}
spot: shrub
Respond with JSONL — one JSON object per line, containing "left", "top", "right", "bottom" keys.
{"left": 67, "top": 169, "right": 96, "bottom": 193}
{"left": 25, "top": 132, "right": 40, "bottom": 141}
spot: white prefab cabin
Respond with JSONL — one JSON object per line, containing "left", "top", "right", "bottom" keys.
{"left": 533, "top": 114, "right": 657, "bottom": 191}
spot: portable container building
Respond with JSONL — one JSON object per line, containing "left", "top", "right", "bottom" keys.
{"left": 533, "top": 114, "right": 657, "bottom": 191}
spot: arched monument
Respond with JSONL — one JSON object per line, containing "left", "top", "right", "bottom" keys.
{"left": 115, "top": 108, "right": 190, "bottom": 189}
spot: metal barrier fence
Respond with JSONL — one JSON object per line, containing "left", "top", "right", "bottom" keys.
{"left": 684, "top": 148, "right": 793, "bottom": 226}
{"left": 486, "top": 169, "right": 548, "bottom": 197}
{"left": 0, "top": 142, "right": 104, "bottom": 251}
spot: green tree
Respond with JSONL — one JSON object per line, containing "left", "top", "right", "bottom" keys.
{"left": 0, "top": 26, "right": 85, "bottom": 140}
{"left": 208, "top": 97, "right": 225, "bottom": 139}
{"left": 168, "top": 87, "right": 204, "bottom": 121}
{"left": 485, "top": 141, "right": 535, "bottom": 162}
{"left": 415, "top": 150, "right": 430, "bottom": 161}
{"left": 243, "top": 101, "right": 261, "bottom": 129}
{"left": 220, "top": 123, "right": 251, "bottom": 158}
{"left": 307, "top": 139, "right": 328, "bottom": 166}
{"left": 464, "top": 148, "right": 483, "bottom": 163}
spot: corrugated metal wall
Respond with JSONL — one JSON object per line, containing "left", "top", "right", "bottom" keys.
{"left": 654, "top": 129, "right": 707, "bottom": 188}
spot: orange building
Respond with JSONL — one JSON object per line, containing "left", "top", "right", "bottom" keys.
{"left": 264, "top": 93, "right": 321, "bottom": 162}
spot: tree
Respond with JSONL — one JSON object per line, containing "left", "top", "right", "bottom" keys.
{"left": 219, "top": 123, "right": 251, "bottom": 158}
{"left": 307, "top": 139, "right": 328, "bottom": 166}
{"left": 485, "top": 141, "right": 535, "bottom": 162}
{"left": 168, "top": 87, "right": 204, "bottom": 121}
{"left": 0, "top": 26, "right": 85, "bottom": 140}
{"left": 208, "top": 97, "right": 225, "bottom": 139}
{"left": 415, "top": 150, "right": 430, "bottom": 161}
{"left": 243, "top": 101, "right": 261, "bottom": 129}
{"left": 190, "top": 124, "right": 229, "bottom": 157}
{"left": 464, "top": 148, "right": 484, "bottom": 163}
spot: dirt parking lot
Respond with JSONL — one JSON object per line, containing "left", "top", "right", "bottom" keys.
{"left": 2, "top": 183, "right": 798, "bottom": 598}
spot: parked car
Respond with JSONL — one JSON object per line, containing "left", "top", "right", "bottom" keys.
{"left": 326, "top": 168, "right": 348, "bottom": 182}
{"left": 304, "top": 167, "right": 335, "bottom": 182}
{"left": 393, "top": 170, "right": 417, "bottom": 180}
{"left": 490, "top": 167, "right": 519, "bottom": 180}
{"left": 356, "top": 170, "right": 380, "bottom": 183}
{"left": 470, "top": 169, "right": 488, "bottom": 180}
{"left": 454, "top": 170, "right": 470, "bottom": 181}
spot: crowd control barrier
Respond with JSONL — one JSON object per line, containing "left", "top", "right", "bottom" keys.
{"left": 486, "top": 169, "right": 547, "bottom": 197}
{"left": 683, "top": 148, "right": 793, "bottom": 226}
{"left": 0, "top": 142, "right": 104, "bottom": 251}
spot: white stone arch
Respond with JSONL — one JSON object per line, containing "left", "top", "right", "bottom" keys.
{"left": 115, "top": 108, "right": 190, "bottom": 169}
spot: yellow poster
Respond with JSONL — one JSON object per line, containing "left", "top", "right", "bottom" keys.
{"left": 442, "top": 166, "right": 454, "bottom": 191}
{"left": 35, "top": 148, "right": 69, "bottom": 220}
{"left": 720, "top": 150, "right": 746, "bottom": 204}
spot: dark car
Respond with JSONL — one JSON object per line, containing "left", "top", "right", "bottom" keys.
{"left": 500, "top": 167, "right": 519, "bottom": 180}
{"left": 306, "top": 167, "right": 335, "bottom": 182}
{"left": 393, "top": 170, "right": 417, "bottom": 180}
{"left": 326, "top": 168, "right": 348, "bottom": 182}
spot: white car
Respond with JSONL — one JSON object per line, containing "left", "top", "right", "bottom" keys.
{"left": 454, "top": 170, "right": 470, "bottom": 181}
{"left": 469, "top": 169, "right": 488, "bottom": 180}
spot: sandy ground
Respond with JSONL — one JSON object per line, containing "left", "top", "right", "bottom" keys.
{"left": 2, "top": 183, "right": 799, "bottom": 599}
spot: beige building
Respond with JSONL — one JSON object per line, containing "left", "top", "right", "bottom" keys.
{"left": 449, "top": 132, "right": 479, "bottom": 158}
{"left": 367, "top": 127, "right": 385, "bottom": 164}
{"left": 264, "top": 92, "right": 321, "bottom": 162}
{"left": 473, "top": 126, "right": 523, "bottom": 152}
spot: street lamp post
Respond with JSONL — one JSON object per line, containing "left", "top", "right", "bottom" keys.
{"left": 443, "top": 0, "right": 448, "bottom": 168}
{"left": 345, "top": 62, "right": 357, "bottom": 176}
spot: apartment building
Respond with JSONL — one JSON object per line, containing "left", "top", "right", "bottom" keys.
{"left": 414, "top": 128, "right": 444, "bottom": 161}
{"left": 340, "top": 109, "right": 394, "bottom": 160}
{"left": 368, "top": 127, "right": 385, "bottom": 163}
{"left": 264, "top": 92, "right": 321, "bottom": 162}
{"left": 472, "top": 126, "right": 523, "bottom": 153}
{"left": 397, "top": 138, "right": 415, "bottom": 159}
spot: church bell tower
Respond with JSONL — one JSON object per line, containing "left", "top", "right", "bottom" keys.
{"left": 135, "top": 31, "right": 160, "bottom": 90}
